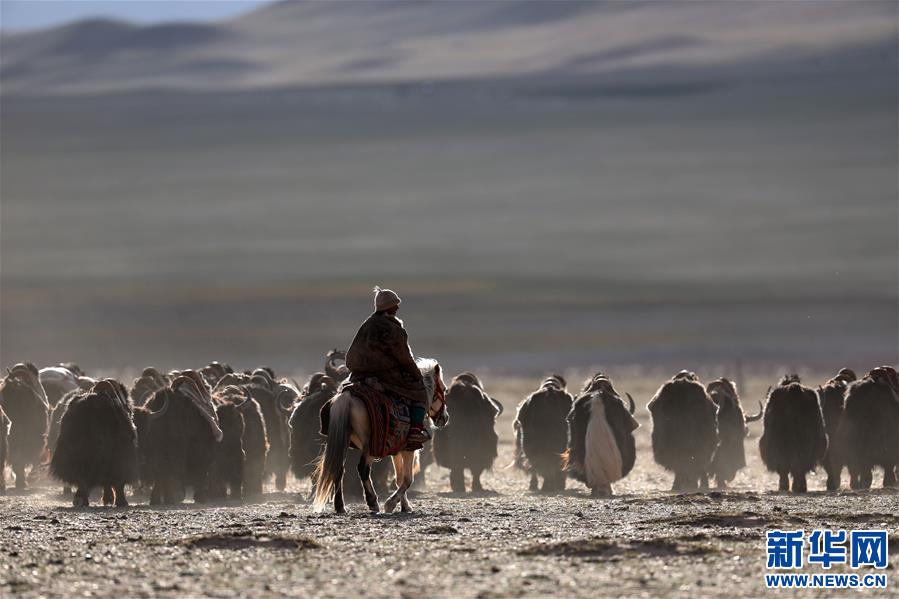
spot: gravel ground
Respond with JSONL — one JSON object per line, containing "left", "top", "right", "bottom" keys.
{"left": 1, "top": 374, "right": 897, "bottom": 597}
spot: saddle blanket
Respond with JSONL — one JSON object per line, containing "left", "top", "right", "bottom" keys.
{"left": 320, "top": 382, "right": 411, "bottom": 458}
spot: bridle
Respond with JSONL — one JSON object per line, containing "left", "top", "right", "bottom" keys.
{"left": 428, "top": 377, "right": 447, "bottom": 421}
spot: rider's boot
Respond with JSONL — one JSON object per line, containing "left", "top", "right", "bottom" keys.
{"left": 405, "top": 406, "right": 431, "bottom": 450}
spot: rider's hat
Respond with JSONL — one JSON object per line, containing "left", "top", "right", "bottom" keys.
{"left": 373, "top": 286, "right": 401, "bottom": 311}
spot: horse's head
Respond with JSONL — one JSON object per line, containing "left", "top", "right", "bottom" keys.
{"left": 417, "top": 358, "right": 449, "bottom": 428}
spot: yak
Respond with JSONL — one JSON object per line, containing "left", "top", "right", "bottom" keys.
{"left": 212, "top": 384, "right": 269, "bottom": 499}
{"left": 565, "top": 373, "right": 639, "bottom": 496}
{"left": 289, "top": 373, "right": 391, "bottom": 498}
{"left": 0, "top": 363, "right": 50, "bottom": 490}
{"left": 210, "top": 400, "right": 245, "bottom": 501}
{"left": 139, "top": 372, "right": 222, "bottom": 504}
{"left": 759, "top": 374, "right": 827, "bottom": 493}
{"left": 817, "top": 368, "right": 857, "bottom": 490}
{"left": 706, "top": 378, "right": 762, "bottom": 488}
{"left": 514, "top": 375, "right": 573, "bottom": 492}
{"left": 325, "top": 349, "right": 350, "bottom": 383}
{"left": 130, "top": 367, "right": 169, "bottom": 407}
{"left": 838, "top": 366, "right": 899, "bottom": 489}
{"left": 200, "top": 361, "right": 233, "bottom": 389}
{"left": 432, "top": 372, "right": 502, "bottom": 493}
{"left": 243, "top": 369, "right": 295, "bottom": 491}
{"left": 0, "top": 406, "right": 9, "bottom": 494}
{"left": 648, "top": 371, "right": 719, "bottom": 492}
{"left": 49, "top": 379, "right": 138, "bottom": 507}
{"left": 39, "top": 366, "right": 93, "bottom": 408}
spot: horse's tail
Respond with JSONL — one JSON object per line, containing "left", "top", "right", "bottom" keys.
{"left": 312, "top": 392, "right": 351, "bottom": 512}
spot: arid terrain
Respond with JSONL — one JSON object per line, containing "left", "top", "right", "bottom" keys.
{"left": 1, "top": 371, "right": 896, "bottom": 597}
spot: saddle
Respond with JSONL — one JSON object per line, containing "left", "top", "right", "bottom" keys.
{"left": 320, "top": 381, "right": 411, "bottom": 458}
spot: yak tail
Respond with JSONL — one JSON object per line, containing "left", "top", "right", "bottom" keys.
{"left": 312, "top": 393, "right": 351, "bottom": 512}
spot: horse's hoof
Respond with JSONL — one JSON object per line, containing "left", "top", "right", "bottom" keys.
{"left": 401, "top": 505, "right": 414, "bottom": 513}
{"left": 384, "top": 501, "right": 397, "bottom": 514}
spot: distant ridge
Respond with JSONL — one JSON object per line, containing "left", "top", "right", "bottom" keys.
{"left": 1, "top": 0, "right": 895, "bottom": 96}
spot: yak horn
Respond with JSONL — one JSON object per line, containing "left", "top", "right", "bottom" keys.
{"left": 746, "top": 400, "right": 764, "bottom": 422}
{"left": 278, "top": 391, "right": 294, "bottom": 414}
{"left": 147, "top": 395, "right": 170, "bottom": 421}
{"left": 234, "top": 388, "right": 251, "bottom": 410}
{"left": 626, "top": 393, "right": 636, "bottom": 415}
{"left": 488, "top": 396, "right": 504, "bottom": 416}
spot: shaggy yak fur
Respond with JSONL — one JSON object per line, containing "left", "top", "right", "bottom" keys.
{"left": 838, "top": 366, "right": 899, "bottom": 489}
{"left": 0, "top": 363, "right": 50, "bottom": 490}
{"left": 200, "top": 361, "right": 233, "bottom": 389}
{"left": 138, "top": 372, "right": 222, "bottom": 504}
{"left": 49, "top": 379, "right": 138, "bottom": 507}
{"left": 648, "top": 371, "right": 719, "bottom": 492}
{"left": 759, "top": 374, "right": 827, "bottom": 493}
{"left": 212, "top": 385, "right": 269, "bottom": 499}
{"left": 432, "top": 372, "right": 501, "bottom": 493}
{"left": 289, "top": 373, "right": 391, "bottom": 498}
{"left": 565, "top": 373, "right": 639, "bottom": 496}
{"left": 706, "top": 378, "right": 762, "bottom": 488}
{"left": 0, "top": 406, "right": 9, "bottom": 494}
{"left": 514, "top": 375, "right": 573, "bottom": 492}
{"left": 244, "top": 369, "right": 296, "bottom": 491}
{"left": 210, "top": 400, "right": 245, "bottom": 501}
{"left": 817, "top": 368, "right": 857, "bottom": 490}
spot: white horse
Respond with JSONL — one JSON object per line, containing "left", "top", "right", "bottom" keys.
{"left": 313, "top": 358, "right": 448, "bottom": 514}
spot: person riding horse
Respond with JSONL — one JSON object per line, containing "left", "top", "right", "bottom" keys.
{"left": 345, "top": 287, "right": 431, "bottom": 449}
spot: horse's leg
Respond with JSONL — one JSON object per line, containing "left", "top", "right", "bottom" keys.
{"left": 358, "top": 453, "right": 379, "bottom": 513}
{"left": 384, "top": 454, "right": 405, "bottom": 513}
{"left": 334, "top": 462, "right": 346, "bottom": 514}
{"left": 399, "top": 451, "right": 415, "bottom": 513}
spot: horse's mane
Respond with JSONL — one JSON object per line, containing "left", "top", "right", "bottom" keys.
{"left": 415, "top": 357, "right": 441, "bottom": 401}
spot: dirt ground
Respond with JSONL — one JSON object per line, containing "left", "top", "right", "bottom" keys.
{"left": 1, "top": 372, "right": 897, "bottom": 597}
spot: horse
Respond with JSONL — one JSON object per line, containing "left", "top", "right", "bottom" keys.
{"left": 312, "top": 358, "right": 448, "bottom": 514}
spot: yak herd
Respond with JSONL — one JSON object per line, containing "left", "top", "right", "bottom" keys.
{"left": 0, "top": 357, "right": 897, "bottom": 506}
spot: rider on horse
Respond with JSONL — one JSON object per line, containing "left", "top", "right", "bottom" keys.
{"left": 345, "top": 287, "right": 431, "bottom": 449}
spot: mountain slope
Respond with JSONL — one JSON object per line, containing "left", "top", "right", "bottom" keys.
{"left": 0, "top": 0, "right": 895, "bottom": 95}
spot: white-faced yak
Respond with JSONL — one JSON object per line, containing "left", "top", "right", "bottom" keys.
{"left": 514, "top": 375, "right": 573, "bottom": 492}
{"left": 648, "top": 371, "right": 719, "bottom": 492}
{"left": 565, "top": 373, "right": 639, "bottom": 496}
{"left": 706, "top": 378, "right": 762, "bottom": 489}
{"left": 0, "top": 363, "right": 50, "bottom": 490}
{"left": 817, "top": 368, "right": 857, "bottom": 490}
{"left": 139, "top": 372, "right": 222, "bottom": 504}
{"left": 49, "top": 379, "right": 137, "bottom": 507}
{"left": 839, "top": 366, "right": 899, "bottom": 489}
{"left": 432, "top": 372, "right": 502, "bottom": 493}
{"left": 759, "top": 374, "right": 827, "bottom": 493}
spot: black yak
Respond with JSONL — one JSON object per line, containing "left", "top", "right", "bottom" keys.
{"left": 817, "top": 368, "right": 857, "bottom": 490}
{"left": 213, "top": 384, "right": 268, "bottom": 498}
{"left": 648, "top": 371, "right": 719, "bottom": 492}
{"left": 0, "top": 363, "right": 50, "bottom": 490}
{"left": 432, "top": 372, "right": 501, "bottom": 493}
{"left": 289, "top": 373, "right": 391, "bottom": 499}
{"left": 245, "top": 369, "right": 295, "bottom": 491}
{"left": 514, "top": 375, "right": 572, "bottom": 492}
{"left": 839, "top": 366, "right": 899, "bottom": 489}
{"left": 0, "top": 406, "right": 9, "bottom": 494}
{"left": 706, "top": 378, "right": 762, "bottom": 489}
{"left": 565, "top": 373, "right": 639, "bottom": 496}
{"left": 139, "top": 372, "right": 222, "bottom": 504}
{"left": 130, "top": 367, "right": 169, "bottom": 407}
{"left": 759, "top": 374, "right": 827, "bottom": 492}
{"left": 210, "top": 400, "right": 245, "bottom": 501}
{"left": 49, "top": 379, "right": 138, "bottom": 507}
{"left": 200, "top": 361, "right": 233, "bottom": 389}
